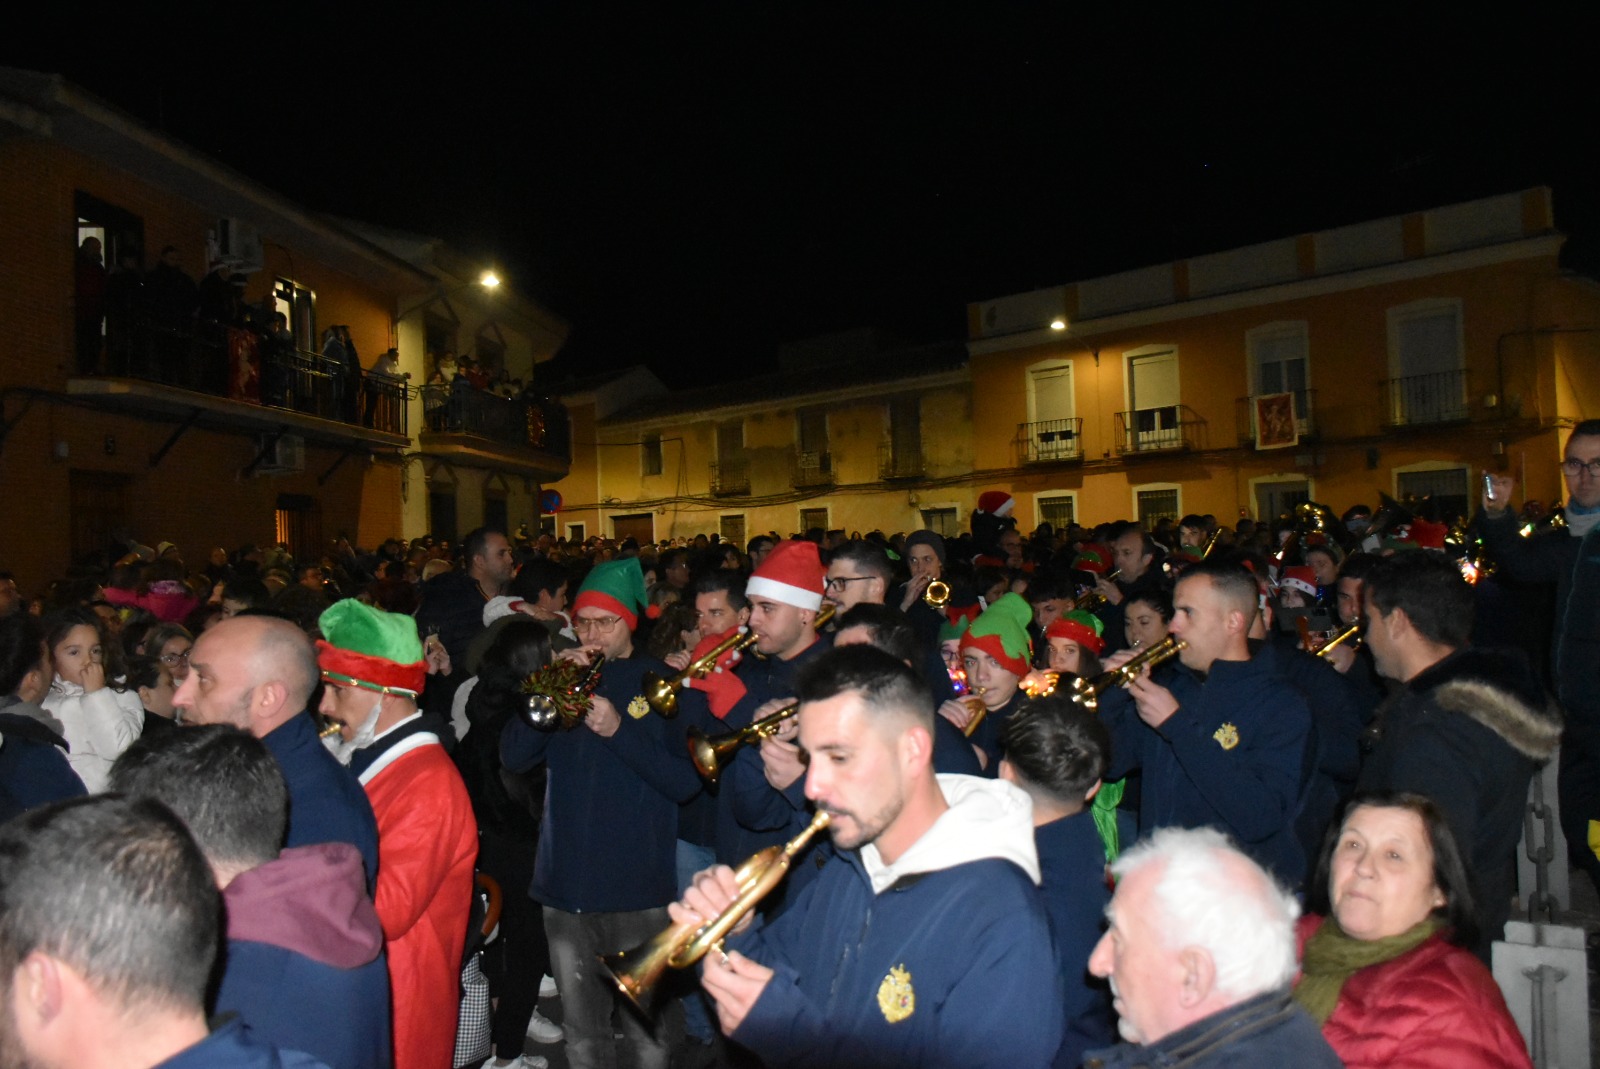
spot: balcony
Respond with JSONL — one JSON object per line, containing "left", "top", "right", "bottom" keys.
{"left": 417, "top": 383, "right": 572, "bottom": 480}
{"left": 710, "top": 458, "right": 750, "bottom": 496}
{"left": 1017, "top": 418, "right": 1084, "bottom": 464}
{"left": 793, "top": 450, "right": 834, "bottom": 488}
{"left": 65, "top": 318, "right": 409, "bottom": 459}
{"left": 1113, "top": 406, "right": 1204, "bottom": 455}
{"left": 880, "top": 445, "right": 925, "bottom": 480}
{"left": 1235, "top": 390, "right": 1317, "bottom": 446}
{"left": 1380, "top": 369, "right": 1469, "bottom": 428}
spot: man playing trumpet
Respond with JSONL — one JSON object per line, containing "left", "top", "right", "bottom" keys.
{"left": 673, "top": 645, "right": 1064, "bottom": 1069}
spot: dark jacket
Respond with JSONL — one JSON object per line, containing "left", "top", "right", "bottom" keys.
{"left": 153, "top": 1018, "right": 330, "bottom": 1069}
{"left": 1084, "top": 989, "right": 1340, "bottom": 1069}
{"left": 262, "top": 713, "right": 379, "bottom": 887}
{"left": 0, "top": 704, "right": 87, "bottom": 819}
{"left": 1035, "top": 810, "right": 1114, "bottom": 1069}
{"left": 216, "top": 843, "right": 390, "bottom": 1069}
{"left": 415, "top": 571, "right": 491, "bottom": 670}
{"left": 1101, "top": 654, "right": 1314, "bottom": 885}
{"left": 501, "top": 652, "right": 701, "bottom": 912}
{"left": 1357, "top": 646, "right": 1560, "bottom": 953}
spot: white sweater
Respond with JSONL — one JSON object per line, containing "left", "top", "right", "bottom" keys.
{"left": 41, "top": 678, "right": 143, "bottom": 793}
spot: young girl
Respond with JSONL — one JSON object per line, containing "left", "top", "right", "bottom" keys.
{"left": 41, "top": 607, "right": 144, "bottom": 792}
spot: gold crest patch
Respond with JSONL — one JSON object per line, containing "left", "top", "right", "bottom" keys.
{"left": 877, "top": 964, "right": 914, "bottom": 1023}
{"left": 1213, "top": 722, "right": 1240, "bottom": 750}
{"left": 627, "top": 696, "right": 650, "bottom": 720}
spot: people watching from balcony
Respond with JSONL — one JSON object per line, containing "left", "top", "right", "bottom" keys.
{"left": 74, "top": 235, "right": 107, "bottom": 374}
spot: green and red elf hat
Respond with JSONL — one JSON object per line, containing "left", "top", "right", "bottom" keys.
{"left": 959, "top": 592, "right": 1033, "bottom": 678}
{"left": 938, "top": 603, "right": 983, "bottom": 644}
{"left": 573, "top": 558, "right": 649, "bottom": 631}
{"left": 1046, "top": 610, "right": 1106, "bottom": 656}
{"left": 316, "top": 599, "right": 427, "bottom": 698}
{"left": 1072, "top": 544, "right": 1113, "bottom": 575}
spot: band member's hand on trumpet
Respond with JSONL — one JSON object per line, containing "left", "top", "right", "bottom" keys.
{"left": 1099, "top": 647, "right": 1181, "bottom": 729}
{"left": 667, "top": 861, "right": 778, "bottom": 1034}
{"left": 750, "top": 697, "right": 804, "bottom": 790}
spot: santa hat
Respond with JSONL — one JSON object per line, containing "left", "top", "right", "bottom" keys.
{"left": 959, "top": 592, "right": 1033, "bottom": 678}
{"left": 1072, "top": 544, "right": 1113, "bottom": 575}
{"left": 316, "top": 599, "right": 427, "bottom": 698}
{"left": 938, "top": 603, "right": 983, "bottom": 644}
{"left": 976, "top": 491, "right": 1015, "bottom": 518}
{"left": 1046, "top": 610, "right": 1105, "bottom": 655}
{"left": 572, "top": 559, "right": 648, "bottom": 630}
{"left": 1278, "top": 566, "right": 1318, "bottom": 599}
{"left": 745, "top": 540, "right": 825, "bottom": 610}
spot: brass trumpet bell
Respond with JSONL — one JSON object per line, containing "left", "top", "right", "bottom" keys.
{"left": 688, "top": 701, "right": 800, "bottom": 784}
{"left": 521, "top": 655, "right": 605, "bottom": 731}
{"left": 922, "top": 579, "right": 951, "bottom": 609}
{"left": 1069, "top": 635, "right": 1187, "bottom": 711}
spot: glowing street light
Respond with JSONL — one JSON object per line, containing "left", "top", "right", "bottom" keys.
{"left": 479, "top": 271, "right": 501, "bottom": 289}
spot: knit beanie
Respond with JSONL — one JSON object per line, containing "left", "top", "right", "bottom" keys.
{"left": 745, "top": 540, "right": 825, "bottom": 610}
{"left": 938, "top": 603, "right": 983, "bottom": 644}
{"left": 904, "top": 529, "right": 947, "bottom": 566}
{"left": 1046, "top": 610, "right": 1105, "bottom": 656}
{"left": 316, "top": 599, "right": 427, "bottom": 698}
{"left": 572, "top": 559, "right": 648, "bottom": 630}
{"left": 959, "top": 592, "right": 1033, "bottom": 677}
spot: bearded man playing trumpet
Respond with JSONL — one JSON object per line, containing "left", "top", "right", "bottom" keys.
{"left": 501, "top": 558, "right": 701, "bottom": 1069}
{"left": 673, "top": 645, "right": 1065, "bottom": 1069}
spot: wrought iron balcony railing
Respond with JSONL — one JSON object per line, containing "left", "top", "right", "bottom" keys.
{"left": 1113, "top": 406, "right": 1204, "bottom": 454}
{"left": 1380, "top": 370, "right": 1469, "bottom": 428}
{"left": 710, "top": 458, "right": 751, "bottom": 496}
{"left": 793, "top": 450, "right": 834, "bottom": 488}
{"left": 1017, "top": 417, "right": 1084, "bottom": 463}
{"left": 418, "top": 384, "right": 571, "bottom": 459}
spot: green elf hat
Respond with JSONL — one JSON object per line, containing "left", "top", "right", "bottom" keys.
{"left": 959, "top": 592, "right": 1033, "bottom": 677}
{"left": 938, "top": 603, "right": 983, "bottom": 644}
{"left": 316, "top": 599, "right": 427, "bottom": 698}
{"left": 572, "top": 558, "right": 648, "bottom": 630}
{"left": 1046, "top": 609, "right": 1106, "bottom": 656}
{"left": 1072, "top": 544, "right": 1113, "bottom": 575}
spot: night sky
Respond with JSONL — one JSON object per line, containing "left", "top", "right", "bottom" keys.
{"left": 7, "top": 7, "right": 1597, "bottom": 387}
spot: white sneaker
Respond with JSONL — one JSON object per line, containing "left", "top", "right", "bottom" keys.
{"left": 538, "top": 973, "right": 558, "bottom": 999}
{"left": 491, "top": 1057, "right": 549, "bottom": 1069}
{"left": 525, "top": 1008, "right": 564, "bottom": 1045}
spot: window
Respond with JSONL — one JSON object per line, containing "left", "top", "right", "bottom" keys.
{"left": 1248, "top": 322, "right": 1310, "bottom": 427}
{"left": 274, "top": 278, "right": 317, "bottom": 352}
{"left": 886, "top": 396, "right": 923, "bottom": 477}
{"left": 1126, "top": 348, "right": 1181, "bottom": 450}
{"left": 641, "top": 433, "right": 663, "bottom": 477}
{"left": 566, "top": 522, "right": 586, "bottom": 544}
{"left": 799, "top": 507, "right": 829, "bottom": 533}
{"left": 797, "top": 409, "right": 828, "bottom": 456}
{"left": 1396, "top": 466, "right": 1470, "bottom": 525}
{"left": 720, "top": 514, "right": 746, "bottom": 548}
{"left": 1135, "top": 486, "right": 1180, "bottom": 528}
{"left": 717, "top": 419, "right": 745, "bottom": 462}
{"left": 425, "top": 311, "right": 459, "bottom": 373}
{"left": 475, "top": 323, "right": 506, "bottom": 376}
{"left": 1026, "top": 362, "right": 1079, "bottom": 460}
{"left": 1036, "top": 494, "right": 1077, "bottom": 530}
{"left": 70, "top": 471, "right": 131, "bottom": 563}
{"left": 428, "top": 490, "right": 458, "bottom": 543}
{"left": 274, "top": 494, "right": 322, "bottom": 563}
{"left": 920, "top": 507, "right": 959, "bottom": 537}
{"left": 611, "top": 513, "right": 654, "bottom": 545}
{"left": 1252, "top": 478, "right": 1309, "bottom": 522}
{"left": 1387, "top": 300, "right": 1466, "bottom": 425}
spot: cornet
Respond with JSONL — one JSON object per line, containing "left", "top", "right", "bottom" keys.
{"left": 601, "top": 810, "right": 832, "bottom": 1010}
{"left": 688, "top": 701, "right": 799, "bottom": 784}
{"left": 922, "top": 579, "right": 951, "bottom": 609}
{"left": 1073, "top": 569, "right": 1122, "bottom": 614}
{"left": 522, "top": 654, "right": 606, "bottom": 730}
{"left": 641, "top": 604, "right": 835, "bottom": 718}
{"left": 1068, "top": 635, "right": 1187, "bottom": 711}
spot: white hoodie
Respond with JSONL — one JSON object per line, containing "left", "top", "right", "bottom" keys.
{"left": 41, "top": 678, "right": 143, "bottom": 793}
{"left": 859, "top": 774, "right": 1040, "bottom": 894}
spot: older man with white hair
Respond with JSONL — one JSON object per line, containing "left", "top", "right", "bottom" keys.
{"left": 1084, "top": 827, "right": 1340, "bottom": 1069}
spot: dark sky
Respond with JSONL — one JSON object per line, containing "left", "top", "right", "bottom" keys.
{"left": 8, "top": 7, "right": 1597, "bottom": 387}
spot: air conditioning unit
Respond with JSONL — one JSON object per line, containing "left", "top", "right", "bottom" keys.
{"left": 215, "top": 218, "right": 265, "bottom": 273}
{"left": 254, "top": 434, "right": 304, "bottom": 475}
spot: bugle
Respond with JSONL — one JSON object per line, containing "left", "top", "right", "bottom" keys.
{"left": 1073, "top": 569, "right": 1122, "bottom": 614}
{"left": 960, "top": 687, "right": 989, "bottom": 738}
{"left": 689, "top": 701, "right": 799, "bottom": 784}
{"left": 922, "top": 579, "right": 951, "bottom": 609}
{"left": 600, "top": 809, "right": 832, "bottom": 1010}
{"left": 1068, "top": 635, "right": 1187, "bottom": 711}
{"left": 641, "top": 604, "right": 835, "bottom": 718}
{"left": 1315, "top": 621, "right": 1363, "bottom": 659}
{"left": 522, "top": 654, "right": 606, "bottom": 730}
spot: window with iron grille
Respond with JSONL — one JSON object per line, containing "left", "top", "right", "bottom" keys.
{"left": 920, "top": 507, "right": 959, "bottom": 537}
{"left": 1038, "top": 496, "right": 1076, "bottom": 530}
{"left": 1396, "top": 467, "right": 1470, "bottom": 526}
{"left": 720, "top": 514, "right": 746, "bottom": 548}
{"left": 642, "top": 434, "right": 663, "bottom": 477}
{"left": 1136, "top": 488, "right": 1180, "bottom": 528}
{"left": 799, "top": 507, "right": 829, "bottom": 533}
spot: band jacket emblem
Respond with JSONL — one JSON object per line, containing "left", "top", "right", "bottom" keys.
{"left": 1213, "top": 722, "right": 1240, "bottom": 750}
{"left": 877, "top": 964, "right": 915, "bottom": 1023}
{"left": 627, "top": 695, "right": 650, "bottom": 719}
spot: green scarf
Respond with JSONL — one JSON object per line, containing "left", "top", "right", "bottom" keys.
{"left": 1090, "top": 778, "right": 1125, "bottom": 864}
{"left": 1293, "top": 915, "right": 1442, "bottom": 1025}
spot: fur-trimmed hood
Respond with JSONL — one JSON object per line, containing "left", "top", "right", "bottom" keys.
{"left": 1402, "top": 647, "right": 1562, "bottom": 762}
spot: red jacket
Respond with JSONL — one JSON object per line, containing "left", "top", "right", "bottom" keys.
{"left": 1295, "top": 915, "right": 1532, "bottom": 1069}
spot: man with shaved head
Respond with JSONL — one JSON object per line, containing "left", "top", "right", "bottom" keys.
{"left": 172, "top": 613, "right": 378, "bottom": 882}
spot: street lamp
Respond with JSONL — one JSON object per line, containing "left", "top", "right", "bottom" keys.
{"left": 397, "top": 269, "right": 503, "bottom": 321}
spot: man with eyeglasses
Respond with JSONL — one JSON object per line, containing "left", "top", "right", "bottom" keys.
{"left": 1481, "top": 418, "right": 1600, "bottom": 895}
{"left": 501, "top": 559, "right": 701, "bottom": 1069}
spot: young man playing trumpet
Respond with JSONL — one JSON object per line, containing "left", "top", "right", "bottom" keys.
{"left": 673, "top": 645, "right": 1064, "bottom": 1069}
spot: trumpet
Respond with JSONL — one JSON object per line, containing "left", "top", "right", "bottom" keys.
{"left": 522, "top": 654, "right": 606, "bottom": 730}
{"left": 641, "top": 604, "right": 835, "bottom": 718}
{"left": 960, "top": 687, "right": 989, "bottom": 738}
{"left": 1315, "top": 621, "right": 1363, "bottom": 659}
{"left": 317, "top": 715, "right": 344, "bottom": 739}
{"left": 601, "top": 810, "right": 832, "bottom": 1009}
{"left": 922, "top": 579, "right": 951, "bottom": 609}
{"left": 1073, "top": 569, "right": 1122, "bottom": 614}
{"left": 1068, "top": 635, "right": 1187, "bottom": 711}
{"left": 688, "top": 701, "right": 798, "bottom": 784}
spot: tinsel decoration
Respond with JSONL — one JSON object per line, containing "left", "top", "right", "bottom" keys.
{"left": 522, "top": 659, "right": 591, "bottom": 729}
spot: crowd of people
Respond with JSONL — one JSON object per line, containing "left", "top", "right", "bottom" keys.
{"left": 1, "top": 418, "right": 1597, "bottom": 1069}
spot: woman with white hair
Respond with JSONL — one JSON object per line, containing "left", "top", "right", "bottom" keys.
{"left": 1293, "top": 792, "right": 1531, "bottom": 1068}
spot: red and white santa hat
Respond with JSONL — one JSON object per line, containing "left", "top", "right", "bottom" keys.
{"left": 976, "top": 490, "right": 1015, "bottom": 518}
{"left": 745, "top": 539, "right": 825, "bottom": 611}
{"left": 1278, "top": 566, "right": 1318, "bottom": 599}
